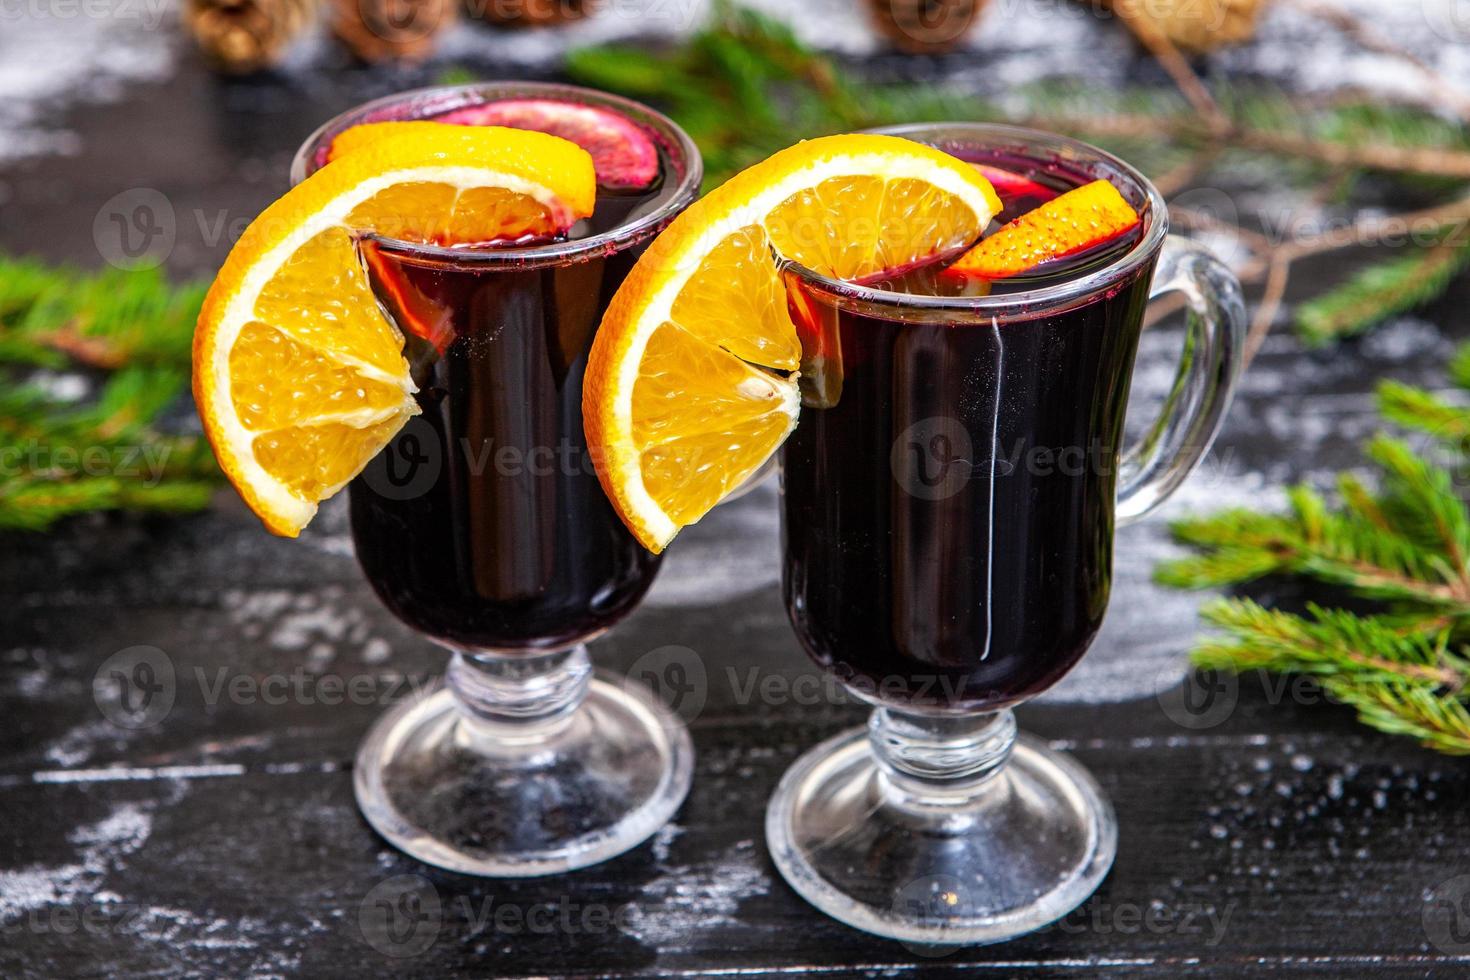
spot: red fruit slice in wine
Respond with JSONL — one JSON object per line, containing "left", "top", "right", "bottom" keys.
{"left": 970, "top": 163, "right": 1052, "bottom": 201}
{"left": 435, "top": 99, "right": 660, "bottom": 190}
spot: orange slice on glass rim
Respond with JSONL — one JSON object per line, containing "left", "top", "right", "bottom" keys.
{"left": 330, "top": 99, "right": 660, "bottom": 190}
{"left": 193, "top": 124, "right": 595, "bottom": 536}
{"left": 949, "top": 178, "right": 1141, "bottom": 280}
{"left": 582, "top": 133, "right": 1002, "bottom": 553}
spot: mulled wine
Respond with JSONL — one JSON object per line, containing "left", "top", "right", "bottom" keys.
{"left": 291, "top": 82, "right": 702, "bottom": 878}
{"left": 343, "top": 103, "right": 685, "bottom": 652}
{"left": 780, "top": 151, "right": 1153, "bottom": 711}
{"left": 765, "top": 123, "right": 1244, "bottom": 945}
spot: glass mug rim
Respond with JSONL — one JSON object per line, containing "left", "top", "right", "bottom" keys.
{"left": 783, "top": 122, "right": 1170, "bottom": 321}
{"left": 288, "top": 80, "right": 704, "bottom": 270}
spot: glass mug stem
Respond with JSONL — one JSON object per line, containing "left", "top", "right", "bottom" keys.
{"left": 869, "top": 708, "right": 1017, "bottom": 808}
{"left": 447, "top": 646, "right": 592, "bottom": 742}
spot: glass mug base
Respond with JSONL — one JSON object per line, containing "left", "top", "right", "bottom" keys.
{"left": 354, "top": 653, "right": 693, "bottom": 877}
{"left": 765, "top": 713, "right": 1116, "bottom": 946}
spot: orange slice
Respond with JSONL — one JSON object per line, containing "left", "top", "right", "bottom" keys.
{"left": 328, "top": 121, "right": 450, "bottom": 164}
{"left": 584, "top": 134, "right": 1002, "bottom": 552}
{"left": 331, "top": 106, "right": 660, "bottom": 189}
{"left": 949, "top": 178, "right": 1141, "bottom": 279}
{"left": 193, "top": 125, "right": 595, "bottom": 536}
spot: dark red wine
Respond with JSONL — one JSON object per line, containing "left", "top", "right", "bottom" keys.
{"left": 780, "top": 153, "right": 1153, "bottom": 710}
{"left": 347, "top": 108, "right": 685, "bottom": 652}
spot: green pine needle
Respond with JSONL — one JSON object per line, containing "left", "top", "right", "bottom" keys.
{"left": 1193, "top": 599, "right": 1470, "bottom": 754}
{"left": 0, "top": 255, "right": 204, "bottom": 369}
{"left": 561, "top": 7, "right": 1470, "bottom": 188}
{"left": 1377, "top": 379, "right": 1470, "bottom": 450}
{"left": 1163, "top": 341, "right": 1470, "bottom": 754}
{"left": 570, "top": 5, "right": 1470, "bottom": 338}
{"left": 1450, "top": 344, "right": 1470, "bottom": 389}
{"left": 1195, "top": 599, "right": 1466, "bottom": 685}
{"left": 1157, "top": 477, "right": 1469, "bottom": 608}
{"left": 0, "top": 254, "right": 220, "bottom": 532}
{"left": 1327, "top": 679, "right": 1470, "bottom": 756}
{"left": 1319, "top": 100, "right": 1470, "bottom": 157}
{"left": 1295, "top": 232, "right": 1470, "bottom": 346}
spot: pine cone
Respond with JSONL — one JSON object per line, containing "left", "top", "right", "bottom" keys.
{"left": 463, "top": 0, "right": 596, "bottom": 28}
{"left": 1101, "top": 0, "right": 1266, "bottom": 53}
{"left": 182, "top": 0, "right": 316, "bottom": 74}
{"left": 329, "top": 0, "right": 458, "bottom": 62}
{"left": 866, "top": 0, "right": 988, "bottom": 54}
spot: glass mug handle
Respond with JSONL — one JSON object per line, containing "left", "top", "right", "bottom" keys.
{"left": 1116, "top": 234, "right": 1247, "bottom": 526}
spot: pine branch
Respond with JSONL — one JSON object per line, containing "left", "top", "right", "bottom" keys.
{"left": 1163, "top": 346, "right": 1470, "bottom": 754}
{"left": 1450, "top": 343, "right": 1470, "bottom": 391}
{"left": 566, "top": 2, "right": 893, "bottom": 188}
{"left": 1377, "top": 379, "right": 1470, "bottom": 451}
{"left": 1295, "top": 230, "right": 1470, "bottom": 346}
{"left": 0, "top": 254, "right": 222, "bottom": 532}
{"left": 1157, "top": 479, "right": 1470, "bottom": 608}
{"left": 1326, "top": 679, "right": 1470, "bottom": 756}
{"left": 570, "top": 16, "right": 1470, "bottom": 187}
{"left": 560, "top": 5, "right": 1470, "bottom": 356}
{"left": 1195, "top": 599, "right": 1468, "bottom": 688}
{"left": 1013, "top": 88, "right": 1470, "bottom": 181}
{"left": 0, "top": 475, "right": 217, "bottom": 532}
{"left": 0, "top": 256, "right": 204, "bottom": 369}
{"left": 1195, "top": 600, "right": 1470, "bottom": 754}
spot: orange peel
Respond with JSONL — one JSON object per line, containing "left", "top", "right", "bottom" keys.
{"left": 950, "top": 178, "right": 1141, "bottom": 280}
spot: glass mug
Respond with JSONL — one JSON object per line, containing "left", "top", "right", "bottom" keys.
{"left": 291, "top": 82, "right": 701, "bottom": 876}
{"left": 767, "top": 123, "right": 1246, "bottom": 943}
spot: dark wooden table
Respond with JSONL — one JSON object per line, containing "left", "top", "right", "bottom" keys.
{"left": 6, "top": 15, "right": 1470, "bottom": 980}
